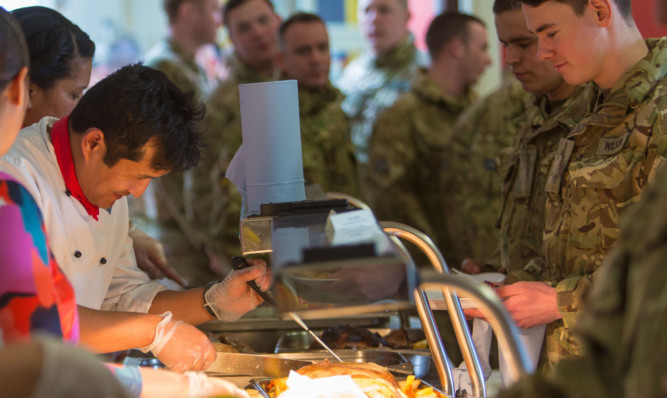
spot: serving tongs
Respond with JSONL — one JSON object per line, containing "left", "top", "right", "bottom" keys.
{"left": 232, "top": 257, "right": 343, "bottom": 362}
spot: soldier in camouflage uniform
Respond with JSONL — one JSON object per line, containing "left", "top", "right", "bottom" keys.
{"left": 499, "top": 167, "right": 667, "bottom": 398}
{"left": 135, "top": 0, "right": 222, "bottom": 284}
{"left": 276, "top": 13, "right": 361, "bottom": 198}
{"left": 367, "top": 12, "right": 491, "bottom": 267}
{"left": 478, "top": 0, "right": 667, "bottom": 371}
{"left": 187, "top": 0, "right": 281, "bottom": 277}
{"left": 337, "top": 0, "right": 429, "bottom": 171}
{"left": 453, "top": 76, "right": 530, "bottom": 269}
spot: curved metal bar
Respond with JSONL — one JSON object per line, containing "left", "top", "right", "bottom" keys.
{"left": 387, "top": 235, "right": 455, "bottom": 396}
{"left": 418, "top": 271, "right": 531, "bottom": 384}
{"left": 380, "top": 222, "right": 486, "bottom": 398}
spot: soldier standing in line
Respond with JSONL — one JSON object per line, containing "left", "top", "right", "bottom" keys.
{"left": 367, "top": 12, "right": 491, "bottom": 267}
{"left": 188, "top": 0, "right": 281, "bottom": 278}
{"left": 276, "top": 13, "right": 361, "bottom": 198}
{"left": 468, "top": 0, "right": 667, "bottom": 371}
{"left": 135, "top": 0, "right": 223, "bottom": 285}
{"left": 336, "top": 0, "right": 429, "bottom": 177}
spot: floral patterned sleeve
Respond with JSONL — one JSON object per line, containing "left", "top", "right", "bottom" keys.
{"left": 0, "top": 172, "right": 79, "bottom": 345}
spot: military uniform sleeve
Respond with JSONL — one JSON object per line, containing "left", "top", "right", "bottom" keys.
{"left": 150, "top": 59, "right": 199, "bottom": 97}
{"left": 367, "top": 103, "right": 435, "bottom": 237}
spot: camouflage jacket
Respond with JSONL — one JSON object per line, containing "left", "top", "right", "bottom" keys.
{"left": 144, "top": 37, "right": 212, "bottom": 99}
{"left": 501, "top": 84, "right": 598, "bottom": 281}
{"left": 185, "top": 53, "right": 280, "bottom": 262}
{"left": 367, "top": 68, "right": 473, "bottom": 265}
{"left": 541, "top": 37, "right": 667, "bottom": 364}
{"left": 337, "top": 34, "right": 429, "bottom": 164}
{"left": 499, "top": 167, "right": 667, "bottom": 398}
{"left": 299, "top": 83, "right": 361, "bottom": 198}
{"left": 451, "top": 77, "right": 530, "bottom": 267}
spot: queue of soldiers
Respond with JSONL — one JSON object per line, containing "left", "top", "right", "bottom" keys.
{"left": 0, "top": 0, "right": 665, "bottom": 396}
{"left": 134, "top": 0, "right": 667, "bottom": 394}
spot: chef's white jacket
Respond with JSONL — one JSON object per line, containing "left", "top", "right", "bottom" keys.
{"left": 0, "top": 117, "right": 165, "bottom": 312}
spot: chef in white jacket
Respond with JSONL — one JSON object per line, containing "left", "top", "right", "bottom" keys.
{"left": 0, "top": 64, "right": 271, "bottom": 372}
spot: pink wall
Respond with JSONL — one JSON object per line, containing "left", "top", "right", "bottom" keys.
{"left": 407, "top": 0, "right": 436, "bottom": 51}
{"left": 634, "top": 0, "right": 667, "bottom": 39}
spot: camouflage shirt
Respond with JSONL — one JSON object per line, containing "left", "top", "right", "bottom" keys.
{"left": 337, "top": 34, "right": 429, "bottom": 164}
{"left": 144, "top": 37, "right": 212, "bottom": 99}
{"left": 498, "top": 166, "right": 667, "bottom": 398}
{"left": 451, "top": 77, "right": 531, "bottom": 267}
{"left": 367, "top": 68, "right": 473, "bottom": 265}
{"left": 299, "top": 83, "right": 361, "bottom": 198}
{"left": 500, "top": 84, "right": 598, "bottom": 281}
{"left": 541, "top": 37, "right": 667, "bottom": 365}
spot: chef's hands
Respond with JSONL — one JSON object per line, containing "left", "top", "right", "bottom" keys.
{"left": 130, "top": 225, "right": 187, "bottom": 287}
{"left": 204, "top": 258, "right": 272, "bottom": 321}
{"left": 141, "top": 312, "right": 216, "bottom": 372}
{"left": 464, "top": 281, "right": 562, "bottom": 329}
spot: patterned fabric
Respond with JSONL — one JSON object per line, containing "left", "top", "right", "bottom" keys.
{"left": 451, "top": 77, "right": 531, "bottom": 267}
{"left": 500, "top": 83, "right": 598, "bottom": 282}
{"left": 498, "top": 166, "right": 667, "bottom": 398}
{"left": 144, "top": 38, "right": 212, "bottom": 99}
{"left": 540, "top": 37, "right": 667, "bottom": 367}
{"left": 367, "top": 68, "right": 473, "bottom": 265}
{"left": 337, "top": 34, "right": 428, "bottom": 164}
{"left": 0, "top": 171, "right": 79, "bottom": 345}
{"left": 299, "top": 82, "right": 360, "bottom": 197}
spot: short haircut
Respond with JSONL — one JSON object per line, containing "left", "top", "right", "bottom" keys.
{"left": 12, "top": 6, "right": 95, "bottom": 91}
{"left": 278, "top": 12, "right": 325, "bottom": 50}
{"left": 426, "top": 12, "right": 486, "bottom": 59}
{"left": 70, "top": 64, "right": 204, "bottom": 172}
{"left": 0, "top": 7, "right": 29, "bottom": 92}
{"left": 493, "top": 0, "right": 523, "bottom": 14}
{"left": 162, "top": 0, "right": 204, "bottom": 25}
{"left": 223, "top": 0, "right": 275, "bottom": 25}
{"left": 520, "top": 0, "right": 633, "bottom": 20}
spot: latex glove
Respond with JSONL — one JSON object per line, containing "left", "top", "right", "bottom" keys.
{"left": 130, "top": 225, "right": 187, "bottom": 287}
{"left": 31, "top": 336, "right": 132, "bottom": 398}
{"left": 185, "top": 372, "right": 249, "bottom": 398}
{"left": 204, "top": 258, "right": 271, "bottom": 321}
{"left": 139, "top": 312, "right": 216, "bottom": 372}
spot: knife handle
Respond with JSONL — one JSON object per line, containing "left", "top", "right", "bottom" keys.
{"left": 231, "top": 256, "right": 276, "bottom": 307}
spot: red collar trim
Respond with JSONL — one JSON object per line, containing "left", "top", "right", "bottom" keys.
{"left": 51, "top": 116, "right": 100, "bottom": 221}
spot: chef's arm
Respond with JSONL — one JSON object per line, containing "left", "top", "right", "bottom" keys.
{"left": 148, "top": 257, "right": 272, "bottom": 325}
{"left": 77, "top": 306, "right": 162, "bottom": 352}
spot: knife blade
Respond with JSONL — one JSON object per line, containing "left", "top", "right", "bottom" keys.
{"left": 205, "top": 352, "right": 312, "bottom": 378}
{"left": 231, "top": 256, "right": 343, "bottom": 362}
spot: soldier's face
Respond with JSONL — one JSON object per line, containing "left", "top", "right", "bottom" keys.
{"left": 358, "top": 0, "right": 410, "bottom": 56}
{"left": 279, "top": 22, "right": 331, "bottom": 89}
{"left": 192, "top": 0, "right": 222, "bottom": 45}
{"left": 496, "top": 9, "right": 569, "bottom": 98}
{"left": 226, "top": 0, "right": 280, "bottom": 68}
{"left": 460, "top": 22, "right": 492, "bottom": 88}
{"left": 523, "top": 1, "right": 609, "bottom": 87}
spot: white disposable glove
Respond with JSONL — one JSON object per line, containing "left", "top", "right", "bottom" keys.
{"left": 184, "top": 371, "right": 250, "bottom": 398}
{"left": 203, "top": 258, "right": 271, "bottom": 321}
{"left": 130, "top": 225, "right": 187, "bottom": 287}
{"left": 31, "top": 336, "right": 131, "bottom": 398}
{"left": 139, "top": 312, "right": 216, "bottom": 372}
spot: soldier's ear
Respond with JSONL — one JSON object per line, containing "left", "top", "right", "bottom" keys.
{"left": 449, "top": 38, "right": 465, "bottom": 59}
{"left": 588, "top": 0, "right": 612, "bottom": 27}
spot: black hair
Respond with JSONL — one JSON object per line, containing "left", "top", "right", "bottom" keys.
{"left": 0, "top": 7, "right": 29, "bottom": 92}
{"left": 70, "top": 64, "right": 204, "bottom": 172}
{"left": 223, "top": 0, "right": 275, "bottom": 25}
{"left": 12, "top": 6, "right": 95, "bottom": 91}
{"left": 493, "top": 0, "right": 523, "bottom": 14}
{"left": 426, "top": 12, "right": 486, "bottom": 59}
{"left": 278, "top": 12, "right": 324, "bottom": 49}
{"left": 520, "top": 0, "right": 633, "bottom": 20}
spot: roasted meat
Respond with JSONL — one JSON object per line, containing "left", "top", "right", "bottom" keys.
{"left": 315, "top": 324, "right": 390, "bottom": 350}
